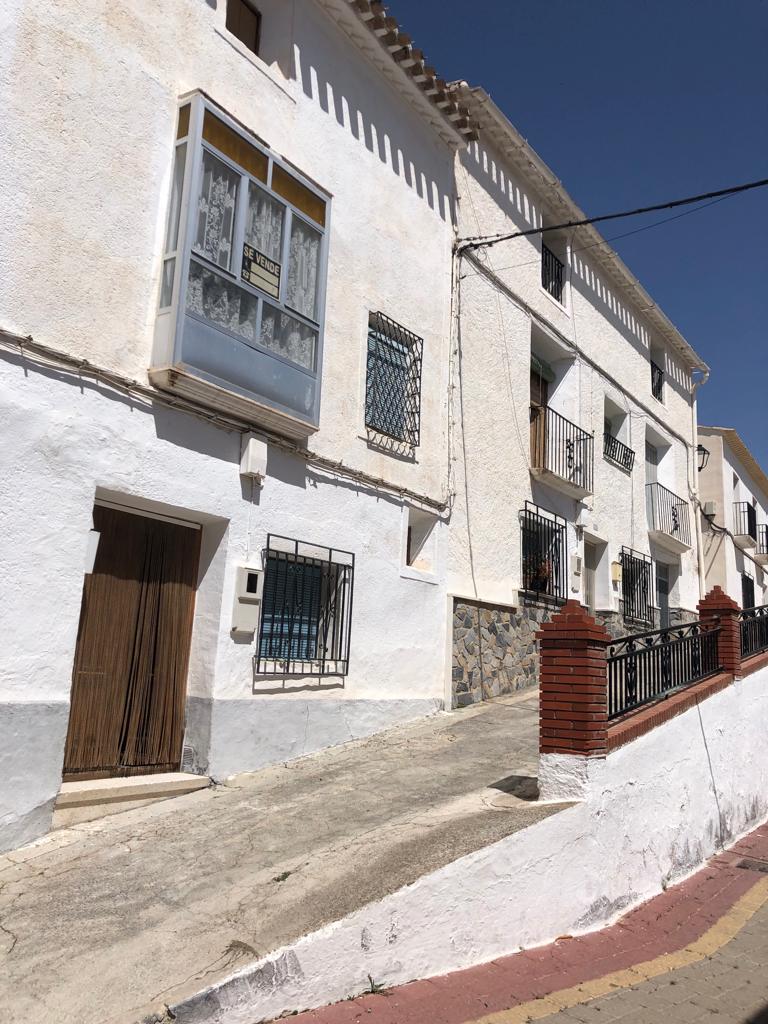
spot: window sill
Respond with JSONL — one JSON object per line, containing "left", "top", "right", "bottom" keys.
{"left": 538, "top": 285, "right": 571, "bottom": 318}
{"left": 214, "top": 27, "right": 297, "bottom": 103}
{"left": 400, "top": 565, "right": 438, "bottom": 586}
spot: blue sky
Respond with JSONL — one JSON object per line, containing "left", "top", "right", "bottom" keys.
{"left": 396, "top": 0, "right": 768, "bottom": 463}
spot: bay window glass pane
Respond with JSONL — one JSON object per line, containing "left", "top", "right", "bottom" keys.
{"left": 286, "top": 218, "right": 320, "bottom": 321}
{"left": 186, "top": 262, "right": 257, "bottom": 341}
{"left": 159, "top": 258, "right": 175, "bottom": 308}
{"left": 194, "top": 150, "right": 239, "bottom": 270}
{"left": 164, "top": 143, "right": 186, "bottom": 254}
{"left": 260, "top": 303, "right": 317, "bottom": 370}
{"left": 245, "top": 183, "right": 284, "bottom": 263}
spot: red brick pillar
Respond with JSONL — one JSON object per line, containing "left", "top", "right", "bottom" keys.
{"left": 537, "top": 601, "right": 610, "bottom": 757}
{"left": 697, "top": 586, "right": 742, "bottom": 677}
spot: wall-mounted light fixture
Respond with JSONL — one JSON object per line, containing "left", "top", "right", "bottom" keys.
{"left": 697, "top": 444, "right": 710, "bottom": 472}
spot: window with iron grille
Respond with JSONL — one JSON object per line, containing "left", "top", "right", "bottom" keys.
{"left": 742, "top": 571, "right": 755, "bottom": 611}
{"left": 365, "top": 311, "right": 423, "bottom": 449}
{"left": 256, "top": 535, "right": 354, "bottom": 676}
{"left": 520, "top": 501, "right": 567, "bottom": 601}
{"left": 620, "top": 546, "right": 653, "bottom": 625}
{"left": 541, "top": 243, "right": 565, "bottom": 304}
{"left": 650, "top": 360, "right": 664, "bottom": 401}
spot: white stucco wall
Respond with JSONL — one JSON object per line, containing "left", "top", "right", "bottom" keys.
{"left": 0, "top": 0, "right": 459, "bottom": 849}
{"left": 1, "top": 0, "right": 456, "bottom": 500}
{"left": 172, "top": 665, "right": 768, "bottom": 1023}
{"left": 449, "top": 134, "right": 702, "bottom": 616}
{"left": 698, "top": 429, "right": 768, "bottom": 605}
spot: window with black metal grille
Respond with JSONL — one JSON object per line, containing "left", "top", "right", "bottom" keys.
{"left": 365, "top": 311, "right": 423, "bottom": 451}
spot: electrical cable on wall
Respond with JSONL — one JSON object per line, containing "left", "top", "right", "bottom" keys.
{"left": 458, "top": 176, "right": 768, "bottom": 251}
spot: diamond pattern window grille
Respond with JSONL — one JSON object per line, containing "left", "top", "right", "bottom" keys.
{"left": 365, "top": 311, "right": 423, "bottom": 449}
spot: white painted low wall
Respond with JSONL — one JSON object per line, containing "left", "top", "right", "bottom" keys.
{"left": 172, "top": 664, "right": 768, "bottom": 1023}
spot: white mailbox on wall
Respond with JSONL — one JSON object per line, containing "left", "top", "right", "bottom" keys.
{"left": 231, "top": 565, "right": 264, "bottom": 638}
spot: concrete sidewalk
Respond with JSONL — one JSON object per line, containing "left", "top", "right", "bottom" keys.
{"left": 0, "top": 690, "right": 560, "bottom": 1024}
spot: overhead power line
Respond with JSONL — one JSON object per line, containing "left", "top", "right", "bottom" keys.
{"left": 457, "top": 176, "right": 768, "bottom": 253}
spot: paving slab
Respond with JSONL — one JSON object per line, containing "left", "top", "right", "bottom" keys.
{"left": 0, "top": 690, "right": 557, "bottom": 1024}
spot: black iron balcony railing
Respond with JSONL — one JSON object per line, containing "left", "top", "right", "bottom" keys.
{"left": 733, "top": 501, "right": 757, "bottom": 541}
{"left": 650, "top": 360, "right": 664, "bottom": 401}
{"left": 607, "top": 622, "right": 721, "bottom": 720}
{"left": 603, "top": 432, "right": 635, "bottom": 472}
{"left": 530, "top": 405, "right": 594, "bottom": 493}
{"left": 759, "top": 525, "right": 768, "bottom": 556}
{"left": 740, "top": 604, "right": 768, "bottom": 659}
{"left": 541, "top": 244, "right": 565, "bottom": 304}
{"left": 646, "top": 482, "right": 691, "bottom": 546}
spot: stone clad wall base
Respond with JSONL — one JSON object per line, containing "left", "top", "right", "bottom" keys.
{"left": 452, "top": 598, "right": 551, "bottom": 707}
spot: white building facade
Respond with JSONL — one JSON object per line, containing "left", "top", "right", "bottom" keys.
{"left": 698, "top": 427, "right": 768, "bottom": 609}
{"left": 447, "top": 87, "right": 709, "bottom": 706}
{"left": 0, "top": 0, "right": 478, "bottom": 851}
{"left": 0, "top": 0, "right": 712, "bottom": 852}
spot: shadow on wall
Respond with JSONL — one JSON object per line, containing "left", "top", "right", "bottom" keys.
{"left": 293, "top": 14, "right": 456, "bottom": 225}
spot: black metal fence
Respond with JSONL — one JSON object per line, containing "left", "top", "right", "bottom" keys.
{"left": 620, "top": 547, "right": 653, "bottom": 625}
{"left": 740, "top": 605, "right": 768, "bottom": 659}
{"left": 651, "top": 360, "right": 664, "bottom": 401}
{"left": 603, "top": 432, "right": 635, "bottom": 471}
{"left": 759, "top": 525, "right": 768, "bottom": 557}
{"left": 607, "top": 622, "right": 721, "bottom": 719}
{"left": 541, "top": 244, "right": 565, "bottom": 303}
{"left": 646, "top": 482, "right": 691, "bottom": 546}
{"left": 520, "top": 501, "right": 567, "bottom": 601}
{"left": 256, "top": 535, "right": 355, "bottom": 677}
{"left": 733, "top": 501, "right": 757, "bottom": 541}
{"left": 530, "top": 405, "right": 594, "bottom": 493}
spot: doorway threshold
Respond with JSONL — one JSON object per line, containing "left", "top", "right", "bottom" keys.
{"left": 54, "top": 772, "right": 211, "bottom": 829}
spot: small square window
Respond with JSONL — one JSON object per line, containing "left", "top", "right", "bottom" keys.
{"left": 226, "top": 0, "right": 261, "bottom": 56}
{"left": 365, "top": 311, "right": 423, "bottom": 450}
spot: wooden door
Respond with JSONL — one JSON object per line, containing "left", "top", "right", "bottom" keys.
{"left": 63, "top": 506, "right": 200, "bottom": 780}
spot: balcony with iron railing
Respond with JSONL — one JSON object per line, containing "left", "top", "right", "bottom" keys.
{"left": 646, "top": 481, "right": 691, "bottom": 551}
{"left": 541, "top": 244, "right": 565, "bottom": 304}
{"left": 530, "top": 405, "right": 594, "bottom": 498}
{"left": 756, "top": 524, "right": 768, "bottom": 565}
{"left": 603, "top": 432, "right": 635, "bottom": 472}
{"left": 650, "top": 360, "right": 664, "bottom": 401}
{"left": 733, "top": 501, "right": 758, "bottom": 550}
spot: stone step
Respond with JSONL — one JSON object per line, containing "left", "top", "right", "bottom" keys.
{"left": 53, "top": 772, "right": 211, "bottom": 828}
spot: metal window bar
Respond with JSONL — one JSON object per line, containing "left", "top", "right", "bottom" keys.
{"left": 541, "top": 244, "right": 565, "bottom": 303}
{"left": 740, "top": 604, "right": 768, "bottom": 658}
{"left": 759, "top": 525, "right": 768, "bottom": 557}
{"left": 733, "top": 501, "right": 758, "bottom": 541}
{"left": 603, "top": 432, "right": 635, "bottom": 471}
{"left": 530, "top": 405, "right": 594, "bottom": 493}
{"left": 607, "top": 622, "right": 722, "bottom": 720}
{"left": 646, "top": 482, "right": 691, "bottom": 546}
{"left": 256, "top": 534, "right": 355, "bottom": 676}
{"left": 365, "top": 311, "right": 423, "bottom": 448}
{"left": 520, "top": 501, "right": 567, "bottom": 601}
{"left": 620, "top": 547, "right": 653, "bottom": 625}
{"left": 650, "top": 360, "right": 664, "bottom": 401}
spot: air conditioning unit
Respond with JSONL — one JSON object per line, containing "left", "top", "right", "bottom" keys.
{"left": 703, "top": 500, "right": 717, "bottom": 518}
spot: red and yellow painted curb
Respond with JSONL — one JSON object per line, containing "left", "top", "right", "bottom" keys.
{"left": 470, "top": 875, "right": 768, "bottom": 1023}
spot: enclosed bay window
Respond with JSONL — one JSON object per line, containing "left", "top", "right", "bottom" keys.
{"left": 152, "top": 95, "right": 330, "bottom": 438}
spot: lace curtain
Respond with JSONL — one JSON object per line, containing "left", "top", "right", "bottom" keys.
{"left": 186, "top": 263, "right": 257, "bottom": 341}
{"left": 194, "top": 151, "right": 238, "bottom": 270}
{"left": 286, "top": 218, "right": 320, "bottom": 320}
{"left": 246, "top": 185, "right": 284, "bottom": 262}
